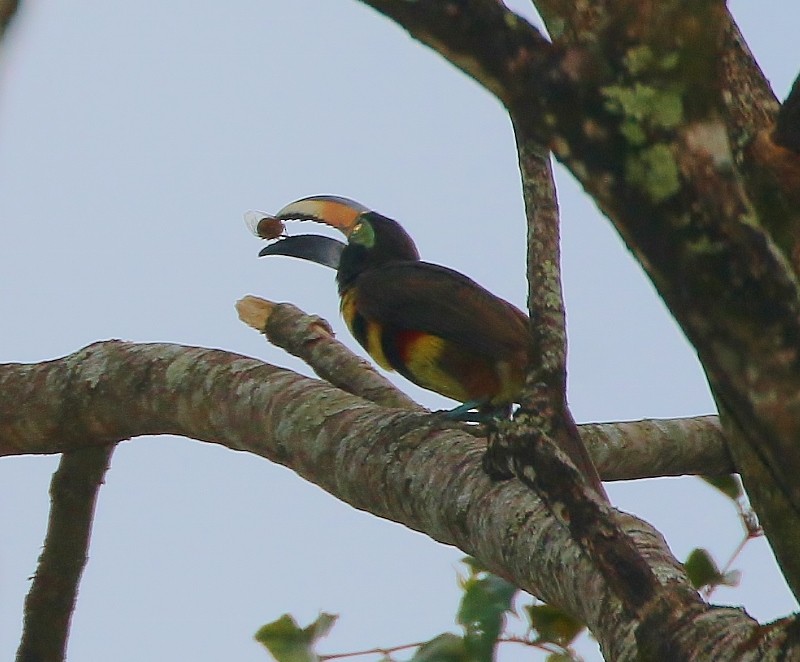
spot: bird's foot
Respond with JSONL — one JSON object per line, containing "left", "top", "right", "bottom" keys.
{"left": 437, "top": 400, "right": 511, "bottom": 420}
{"left": 436, "top": 400, "right": 488, "bottom": 423}
{"left": 435, "top": 401, "right": 514, "bottom": 423}
{"left": 432, "top": 403, "right": 517, "bottom": 477}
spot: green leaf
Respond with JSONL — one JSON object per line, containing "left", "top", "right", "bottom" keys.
{"left": 411, "top": 633, "right": 470, "bottom": 662}
{"left": 461, "top": 557, "right": 487, "bottom": 573}
{"left": 700, "top": 474, "right": 743, "bottom": 501}
{"left": 255, "top": 612, "right": 338, "bottom": 662}
{"left": 526, "top": 604, "right": 585, "bottom": 646}
{"left": 457, "top": 574, "right": 517, "bottom": 630}
{"left": 457, "top": 568, "right": 517, "bottom": 662}
{"left": 684, "top": 548, "right": 722, "bottom": 590}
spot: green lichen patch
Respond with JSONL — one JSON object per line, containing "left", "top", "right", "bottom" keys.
{"left": 602, "top": 83, "right": 684, "bottom": 145}
{"left": 625, "top": 143, "right": 681, "bottom": 203}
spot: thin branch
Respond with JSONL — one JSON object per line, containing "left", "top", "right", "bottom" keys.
{"left": 517, "top": 137, "right": 567, "bottom": 385}
{"left": 581, "top": 416, "right": 732, "bottom": 480}
{"left": 510, "top": 126, "right": 606, "bottom": 498}
{"left": 533, "top": 0, "right": 611, "bottom": 42}
{"left": 319, "top": 640, "right": 428, "bottom": 661}
{"left": 16, "top": 444, "right": 115, "bottom": 662}
{"left": 237, "top": 296, "right": 420, "bottom": 410}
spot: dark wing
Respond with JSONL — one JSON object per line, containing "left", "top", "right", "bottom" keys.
{"left": 352, "top": 261, "right": 530, "bottom": 360}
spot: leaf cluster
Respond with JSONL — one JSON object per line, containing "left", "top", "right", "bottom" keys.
{"left": 255, "top": 559, "right": 586, "bottom": 662}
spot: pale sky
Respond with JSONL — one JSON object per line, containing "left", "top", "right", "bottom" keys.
{"left": 1, "top": 2, "right": 798, "bottom": 660}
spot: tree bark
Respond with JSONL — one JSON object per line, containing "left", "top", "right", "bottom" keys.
{"left": 16, "top": 445, "right": 114, "bottom": 662}
{"left": 0, "top": 340, "right": 795, "bottom": 659}
{"left": 356, "top": 0, "right": 800, "bottom": 605}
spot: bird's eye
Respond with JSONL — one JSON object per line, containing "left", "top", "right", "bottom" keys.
{"left": 349, "top": 219, "right": 375, "bottom": 248}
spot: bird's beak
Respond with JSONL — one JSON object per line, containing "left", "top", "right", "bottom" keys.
{"left": 273, "top": 195, "right": 370, "bottom": 237}
{"left": 258, "top": 234, "right": 345, "bottom": 269}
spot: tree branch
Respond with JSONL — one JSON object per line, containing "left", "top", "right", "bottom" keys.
{"left": 16, "top": 444, "right": 114, "bottom": 662}
{"left": 235, "top": 297, "right": 731, "bottom": 480}
{"left": 582, "top": 416, "right": 732, "bottom": 480}
{"left": 0, "top": 341, "right": 777, "bottom": 659}
{"left": 518, "top": 136, "right": 567, "bottom": 386}
{"left": 356, "top": 0, "right": 800, "bottom": 605}
{"left": 509, "top": 118, "right": 606, "bottom": 498}
{"left": 236, "top": 296, "right": 420, "bottom": 410}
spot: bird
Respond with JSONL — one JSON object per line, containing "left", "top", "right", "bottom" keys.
{"left": 252, "top": 195, "right": 607, "bottom": 499}
{"left": 253, "top": 195, "right": 531, "bottom": 422}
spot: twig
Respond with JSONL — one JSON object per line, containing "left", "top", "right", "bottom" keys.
{"left": 517, "top": 136, "right": 567, "bottom": 383}
{"left": 704, "top": 492, "right": 763, "bottom": 600}
{"left": 319, "top": 635, "right": 581, "bottom": 661}
{"left": 502, "top": 634, "right": 583, "bottom": 660}
{"left": 319, "top": 640, "right": 427, "bottom": 660}
{"left": 237, "top": 296, "right": 420, "bottom": 411}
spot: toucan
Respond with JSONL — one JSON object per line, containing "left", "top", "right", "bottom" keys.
{"left": 251, "top": 196, "right": 607, "bottom": 497}
{"left": 251, "top": 195, "right": 531, "bottom": 422}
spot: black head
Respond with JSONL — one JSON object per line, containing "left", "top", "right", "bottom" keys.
{"left": 336, "top": 212, "right": 420, "bottom": 291}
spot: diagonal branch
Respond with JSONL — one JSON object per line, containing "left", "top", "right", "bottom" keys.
{"left": 16, "top": 444, "right": 114, "bottom": 662}
{"left": 237, "top": 296, "right": 420, "bottom": 410}
{"left": 234, "top": 294, "right": 736, "bottom": 648}
{"left": 0, "top": 341, "right": 769, "bottom": 658}
{"left": 235, "top": 297, "right": 731, "bottom": 480}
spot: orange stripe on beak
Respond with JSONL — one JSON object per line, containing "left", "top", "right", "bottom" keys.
{"left": 273, "top": 195, "right": 370, "bottom": 237}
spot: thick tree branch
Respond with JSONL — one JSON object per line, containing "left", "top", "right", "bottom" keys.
{"left": 234, "top": 296, "right": 731, "bottom": 480}
{"left": 16, "top": 444, "right": 114, "bottom": 662}
{"left": 0, "top": 341, "right": 777, "bottom": 658}
{"left": 356, "top": 0, "right": 800, "bottom": 604}
{"left": 359, "top": 0, "right": 552, "bottom": 107}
